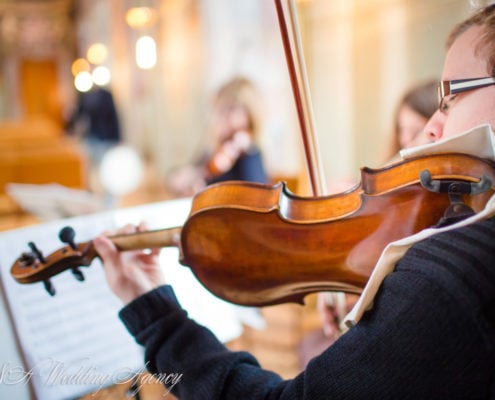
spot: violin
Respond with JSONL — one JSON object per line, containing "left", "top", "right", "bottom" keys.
{"left": 10, "top": 152, "right": 495, "bottom": 305}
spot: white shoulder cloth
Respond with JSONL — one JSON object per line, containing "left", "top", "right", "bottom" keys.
{"left": 344, "top": 124, "right": 495, "bottom": 327}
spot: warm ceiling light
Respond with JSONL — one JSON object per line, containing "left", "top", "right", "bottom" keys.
{"left": 92, "top": 66, "right": 111, "bottom": 86}
{"left": 136, "top": 35, "right": 156, "bottom": 69}
{"left": 86, "top": 43, "right": 108, "bottom": 65}
{"left": 126, "top": 6, "right": 157, "bottom": 29}
{"left": 71, "top": 58, "right": 90, "bottom": 76}
{"left": 74, "top": 71, "right": 93, "bottom": 92}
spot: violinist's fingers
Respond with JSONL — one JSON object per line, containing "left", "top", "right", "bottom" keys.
{"left": 135, "top": 222, "right": 161, "bottom": 256}
{"left": 94, "top": 231, "right": 165, "bottom": 304}
{"left": 93, "top": 235, "right": 125, "bottom": 294}
{"left": 99, "top": 223, "right": 137, "bottom": 238}
{"left": 120, "top": 223, "right": 139, "bottom": 234}
{"left": 136, "top": 221, "right": 150, "bottom": 233}
{"left": 317, "top": 292, "right": 340, "bottom": 338}
{"left": 93, "top": 235, "right": 119, "bottom": 266}
{"left": 99, "top": 227, "right": 116, "bottom": 237}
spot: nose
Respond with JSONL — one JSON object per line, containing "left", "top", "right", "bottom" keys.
{"left": 423, "top": 110, "right": 445, "bottom": 142}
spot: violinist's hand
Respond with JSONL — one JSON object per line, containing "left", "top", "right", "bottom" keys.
{"left": 93, "top": 223, "right": 166, "bottom": 305}
{"left": 317, "top": 292, "right": 342, "bottom": 339}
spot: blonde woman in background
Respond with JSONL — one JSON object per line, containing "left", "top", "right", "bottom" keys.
{"left": 166, "top": 76, "right": 268, "bottom": 197}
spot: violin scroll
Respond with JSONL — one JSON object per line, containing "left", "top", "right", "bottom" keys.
{"left": 11, "top": 225, "right": 97, "bottom": 295}
{"left": 10, "top": 225, "right": 181, "bottom": 294}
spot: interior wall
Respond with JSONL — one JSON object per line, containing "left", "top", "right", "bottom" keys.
{"left": 301, "top": 0, "right": 473, "bottom": 191}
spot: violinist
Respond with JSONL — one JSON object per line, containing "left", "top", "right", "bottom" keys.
{"left": 94, "top": 4, "right": 495, "bottom": 399}
{"left": 165, "top": 76, "right": 268, "bottom": 197}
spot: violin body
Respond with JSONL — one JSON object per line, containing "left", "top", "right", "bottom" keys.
{"left": 179, "top": 153, "right": 495, "bottom": 306}
{"left": 10, "top": 153, "right": 495, "bottom": 305}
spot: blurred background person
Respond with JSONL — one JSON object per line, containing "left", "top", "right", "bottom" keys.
{"left": 386, "top": 79, "right": 438, "bottom": 161}
{"left": 65, "top": 85, "right": 122, "bottom": 168}
{"left": 64, "top": 85, "right": 123, "bottom": 205}
{"left": 166, "top": 76, "right": 269, "bottom": 197}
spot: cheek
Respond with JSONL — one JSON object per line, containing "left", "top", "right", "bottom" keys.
{"left": 443, "top": 97, "right": 495, "bottom": 139}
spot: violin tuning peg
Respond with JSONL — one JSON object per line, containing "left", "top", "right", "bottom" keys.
{"left": 28, "top": 241, "right": 46, "bottom": 264}
{"left": 18, "top": 252, "right": 36, "bottom": 267}
{"left": 71, "top": 267, "right": 85, "bottom": 282}
{"left": 43, "top": 279, "right": 56, "bottom": 296}
{"left": 59, "top": 226, "right": 77, "bottom": 250}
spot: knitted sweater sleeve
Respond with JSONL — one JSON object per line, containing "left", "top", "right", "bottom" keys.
{"left": 119, "top": 217, "right": 495, "bottom": 400}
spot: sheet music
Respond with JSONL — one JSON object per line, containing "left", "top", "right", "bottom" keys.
{"left": 0, "top": 198, "right": 257, "bottom": 400}
{"left": 6, "top": 183, "right": 105, "bottom": 220}
{"left": 0, "top": 213, "right": 144, "bottom": 400}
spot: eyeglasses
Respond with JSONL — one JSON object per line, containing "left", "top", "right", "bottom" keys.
{"left": 438, "top": 76, "right": 495, "bottom": 113}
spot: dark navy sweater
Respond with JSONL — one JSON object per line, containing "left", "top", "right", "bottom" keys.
{"left": 119, "top": 216, "right": 495, "bottom": 399}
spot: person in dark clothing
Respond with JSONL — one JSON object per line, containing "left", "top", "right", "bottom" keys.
{"left": 94, "top": 4, "right": 495, "bottom": 399}
{"left": 166, "top": 77, "right": 268, "bottom": 197}
{"left": 66, "top": 86, "right": 122, "bottom": 166}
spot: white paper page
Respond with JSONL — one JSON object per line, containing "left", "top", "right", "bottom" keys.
{"left": 0, "top": 213, "right": 145, "bottom": 400}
